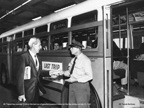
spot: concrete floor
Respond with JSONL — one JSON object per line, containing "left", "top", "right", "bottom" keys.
{"left": 0, "top": 85, "right": 60, "bottom": 108}
{"left": 1, "top": 82, "right": 144, "bottom": 108}
{"left": 0, "top": 85, "right": 16, "bottom": 108}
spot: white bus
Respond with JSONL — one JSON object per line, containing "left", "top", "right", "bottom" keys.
{"left": 0, "top": 0, "right": 144, "bottom": 108}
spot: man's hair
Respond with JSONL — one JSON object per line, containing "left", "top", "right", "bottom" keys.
{"left": 28, "top": 37, "right": 40, "bottom": 48}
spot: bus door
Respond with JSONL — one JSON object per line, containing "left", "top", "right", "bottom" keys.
{"left": 102, "top": 5, "right": 112, "bottom": 108}
{"left": 112, "top": 0, "right": 144, "bottom": 108}
{"left": 112, "top": 2, "right": 131, "bottom": 108}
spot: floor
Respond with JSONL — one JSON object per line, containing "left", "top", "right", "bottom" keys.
{"left": 0, "top": 84, "right": 60, "bottom": 108}
{"left": 129, "top": 82, "right": 144, "bottom": 99}
{"left": 0, "top": 82, "right": 144, "bottom": 108}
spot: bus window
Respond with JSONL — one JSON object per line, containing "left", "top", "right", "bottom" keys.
{"left": 72, "top": 10, "right": 97, "bottom": 26}
{"left": 133, "top": 35, "right": 143, "bottom": 49}
{"left": 16, "top": 41, "right": 23, "bottom": 52}
{"left": 2, "top": 45, "right": 7, "bottom": 53}
{"left": 41, "top": 37, "right": 49, "bottom": 51}
{"left": 50, "top": 19, "right": 68, "bottom": 31}
{"left": 113, "top": 38, "right": 124, "bottom": 49}
{"left": 15, "top": 32, "right": 22, "bottom": 39}
{"left": 0, "top": 38, "right": 2, "bottom": 43}
{"left": 24, "top": 29, "right": 33, "bottom": 37}
{"left": 3, "top": 37, "right": 7, "bottom": 42}
{"left": 51, "top": 32, "right": 68, "bottom": 50}
{"left": 35, "top": 25, "right": 47, "bottom": 34}
{"left": 24, "top": 40, "right": 29, "bottom": 51}
{"left": 72, "top": 27, "right": 98, "bottom": 49}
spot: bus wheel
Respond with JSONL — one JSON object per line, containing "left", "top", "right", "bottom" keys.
{"left": 1, "top": 65, "right": 8, "bottom": 87}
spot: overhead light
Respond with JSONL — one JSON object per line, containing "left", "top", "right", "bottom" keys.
{"left": 32, "top": 16, "right": 42, "bottom": 21}
{"left": 0, "top": 0, "right": 32, "bottom": 20}
{"left": 54, "top": 4, "right": 76, "bottom": 13}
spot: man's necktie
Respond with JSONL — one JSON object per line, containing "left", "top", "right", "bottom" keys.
{"left": 35, "top": 55, "right": 39, "bottom": 71}
{"left": 70, "top": 57, "right": 77, "bottom": 74}
{"left": 34, "top": 55, "right": 38, "bottom": 66}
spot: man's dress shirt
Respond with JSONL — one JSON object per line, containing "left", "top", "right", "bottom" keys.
{"left": 68, "top": 53, "right": 93, "bottom": 83}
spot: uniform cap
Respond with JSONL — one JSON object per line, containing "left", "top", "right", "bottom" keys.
{"left": 69, "top": 40, "right": 84, "bottom": 48}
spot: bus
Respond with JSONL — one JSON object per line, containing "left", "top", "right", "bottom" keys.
{"left": 1, "top": 0, "right": 144, "bottom": 108}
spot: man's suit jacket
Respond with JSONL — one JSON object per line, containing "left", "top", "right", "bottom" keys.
{"left": 16, "top": 51, "right": 44, "bottom": 102}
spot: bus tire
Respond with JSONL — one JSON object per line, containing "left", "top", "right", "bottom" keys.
{"left": 0, "top": 64, "right": 8, "bottom": 87}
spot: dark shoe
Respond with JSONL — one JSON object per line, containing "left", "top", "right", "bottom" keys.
{"left": 133, "top": 82, "right": 139, "bottom": 87}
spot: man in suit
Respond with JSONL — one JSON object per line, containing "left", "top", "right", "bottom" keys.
{"left": 16, "top": 37, "right": 44, "bottom": 107}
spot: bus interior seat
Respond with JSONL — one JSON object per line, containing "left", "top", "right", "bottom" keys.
{"left": 113, "top": 69, "right": 125, "bottom": 79}
{"left": 113, "top": 41, "right": 126, "bottom": 85}
{"left": 113, "top": 69, "right": 125, "bottom": 85}
{"left": 114, "top": 69, "right": 125, "bottom": 79}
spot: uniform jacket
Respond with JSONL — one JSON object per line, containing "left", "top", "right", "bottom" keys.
{"left": 16, "top": 51, "right": 45, "bottom": 102}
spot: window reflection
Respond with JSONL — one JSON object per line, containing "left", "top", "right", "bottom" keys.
{"left": 16, "top": 41, "right": 23, "bottom": 52}
{"left": 51, "top": 33, "right": 68, "bottom": 50}
{"left": 24, "top": 40, "right": 28, "bottom": 51}
{"left": 41, "top": 37, "right": 48, "bottom": 51}
{"left": 72, "top": 27, "right": 98, "bottom": 49}
{"left": 53, "top": 41, "right": 62, "bottom": 50}
{"left": 2, "top": 45, "right": 7, "bottom": 53}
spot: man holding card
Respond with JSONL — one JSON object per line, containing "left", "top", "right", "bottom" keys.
{"left": 16, "top": 37, "right": 45, "bottom": 108}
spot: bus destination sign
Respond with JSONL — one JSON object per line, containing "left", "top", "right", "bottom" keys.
{"left": 42, "top": 61, "right": 63, "bottom": 71}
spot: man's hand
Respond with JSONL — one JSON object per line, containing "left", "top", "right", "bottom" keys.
{"left": 18, "top": 95, "right": 26, "bottom": 102}
{"left": 49, "top": 70, "right": 63, "bottom": 78}
{"left": 49, "top": 70, "right": 72, "bottom": 78}
{"left": 63, "top": 70, "right": 70, "bottom": 77}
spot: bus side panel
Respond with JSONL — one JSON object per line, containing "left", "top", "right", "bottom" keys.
{"left": 91, "top": 57, "right": 104, "bottom": 108}
{"left": 12, "top": 54, "right": 21, "bottom": 85}
{"left": 40, "top": 55, "right": 105, "bottom": 107}
{"left": 40, "top": 56, "right": 71, "bottom": 103}
{"left": 42, "top": 81, "right": 63, "bottom": 103}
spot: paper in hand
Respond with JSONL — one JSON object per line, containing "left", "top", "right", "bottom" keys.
{"left": 24, "top": 66, "right": 31, "bottom": 80}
